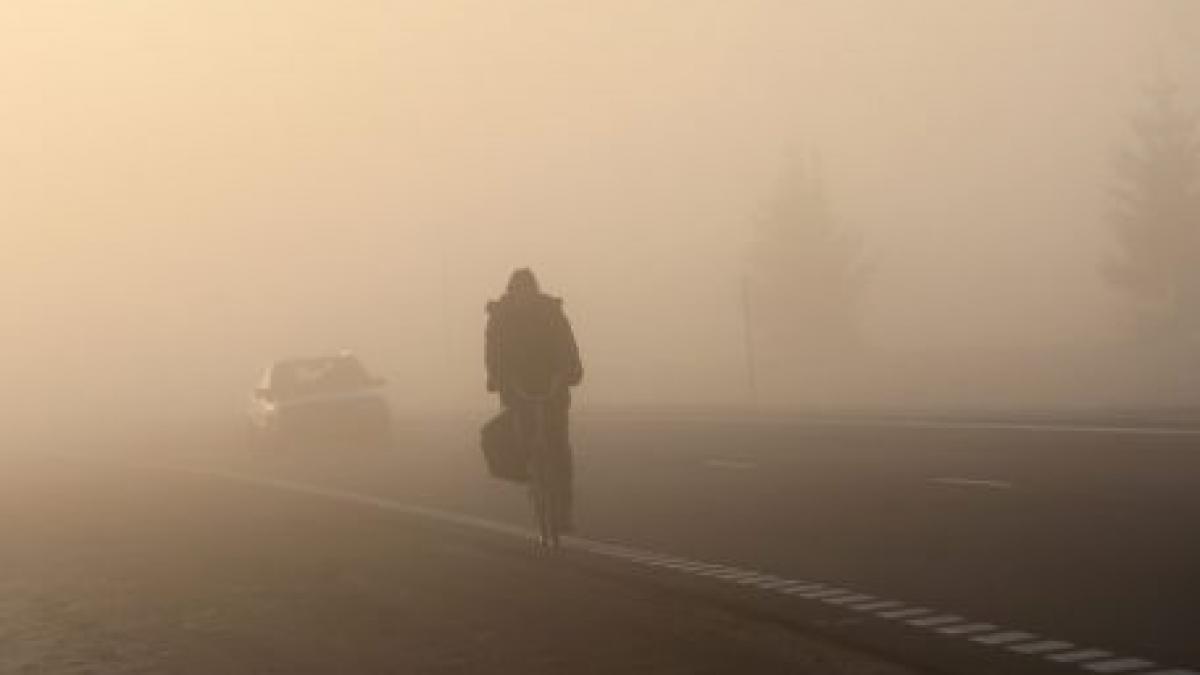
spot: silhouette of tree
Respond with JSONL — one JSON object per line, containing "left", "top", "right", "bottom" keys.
{"left": 745, "top": 157, "right": 867, "bottom": 383}
{"left": 1104, "top": 79, "right": 1200, "bottom": 344}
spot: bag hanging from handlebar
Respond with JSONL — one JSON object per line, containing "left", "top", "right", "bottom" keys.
{"left": 480, "top": 408, "right": 529, "bottom": 483}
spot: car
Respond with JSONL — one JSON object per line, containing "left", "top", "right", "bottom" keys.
{"left": 247, "top": 352, "right": 391, "bottom": 450}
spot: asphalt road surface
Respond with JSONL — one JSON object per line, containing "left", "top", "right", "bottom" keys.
{"left": 127, "top": 411, "right": 1200, "bottom": 675}
{"left": 36, "top": 411, "right": 1200, "bottom": 674}
{"left": 0, "top": 446, "right": 914, "bottom": 674}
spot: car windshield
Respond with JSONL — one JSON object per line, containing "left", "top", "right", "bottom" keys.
{"left": 270, "top": 357, "right": 371, "bottom": 399}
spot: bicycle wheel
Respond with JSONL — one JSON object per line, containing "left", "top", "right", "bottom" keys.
{"left": 523, "top": 403, "right": 559, "bottom": 548}
{"left": 529, "top": 466, "right": 555, "bottom": 547}
{"left": 545, "top": 484, "right": 562, "bottom": 547}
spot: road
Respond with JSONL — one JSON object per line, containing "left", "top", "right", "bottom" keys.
{"left": 0, "top": 445, "right": 912, "bottom": 674}
{"left": 140, "top": 411, "right": 1200, "bottom": 675}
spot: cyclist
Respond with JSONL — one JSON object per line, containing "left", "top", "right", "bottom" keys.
{"left": 485, "top": 268, "right": 583, "bottom": 543}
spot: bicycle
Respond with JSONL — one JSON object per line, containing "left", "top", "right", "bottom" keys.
{"left": 509, "top": 380, "right": 567, "bottom": 549}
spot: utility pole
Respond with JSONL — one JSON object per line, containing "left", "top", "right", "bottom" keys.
{"left": 740, "top": 273, "right": 758, "bottom": 406}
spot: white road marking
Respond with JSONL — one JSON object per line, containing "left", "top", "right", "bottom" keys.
{"left": 825, "top": 593, "right": 874, "bottom": 605}
{"left": 708, "top": 569, "right": 751, "bottom": 580}
{"left": 929, "top": 477, "right": 1014, "bottom": 490}
{"left": 629, "top": 553, "right": 672, "bottom": 563}
{"left": 757, "top": 578, "right": 805, "bottom": 590}
{"left": 781, "top": 583, "right": 826, "bottom": 596}
{"left": 679, "top": 561, "right": 727, "bottom": 571}
{"left": 801, "top": 588, "right": 853, "bottom": 600}
{"left": 678, "top": 561, "right": 718, "bottom": 570}
{"left": 938, "top": 623, "right": 997, "bottom": 636}
{"left": 156, "top": 464, "right": 1197, "bottom": 675}
{"left": 1049, "top": 649, "right": 1113, "bottom": 663}
{"left": 972, "top": 630, "right": 1036, "bottom": 645}
{"left": 734, "top": 573, "right": 781, "bottom": 583}
{"left": 657, "top": 557, "right": 700, "bottom": 566}
{"left": 1010, "top": 640, "right": 1075, "bottom": 655}
{"left": 877, "top": 607, "right": 931, "bottom": 620}
{"left": 850, "top": 600, "right": 904, "bottom": 612}
{"left": 734, "top": 574, "right": 781, "bottom": 586}
{"left": 702, "top": 459, "right": 758, "bottom": 471}
{"left": 777, "top": 581, "right": 822, "bottom": 593}
{"left": 907, "top": 614, "right": 963, "bottom": 628}
{"left": 1085, "top": 658, "right": 1157, "bottom": 673}
{"left": 817, "top": 591, "right": 865, "bottom": 603}
{"left": 629, "top": 553, "right": 677, "bottom": 564}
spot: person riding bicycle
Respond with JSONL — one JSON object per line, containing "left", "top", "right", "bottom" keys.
{"left": 485, "top": 268, "right": 583, "bottom": 537}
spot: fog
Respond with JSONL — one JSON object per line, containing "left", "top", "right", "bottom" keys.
{"left": 4, "top": 1, "right": 1199, "bottom": 432}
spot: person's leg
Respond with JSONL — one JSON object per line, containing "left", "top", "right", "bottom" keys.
{"left": 545, "top": 395, "right": 574, "bottom": 533}
{"left": 504, "top": 399, "right": 547, "bottom": 543}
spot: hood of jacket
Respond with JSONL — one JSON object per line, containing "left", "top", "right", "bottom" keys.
{"left": 486, "top": 292, "right": 563, "bottom": 316}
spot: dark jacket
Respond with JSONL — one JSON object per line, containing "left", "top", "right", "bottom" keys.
{"left": 485, "top": 292, "right": 583, "bottom": 397}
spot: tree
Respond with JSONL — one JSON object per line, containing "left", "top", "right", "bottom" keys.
{"left": 744, "top": 157, "right": 867, "bottom": 394}
{"left": 1104, "top": 79, "right": 1200, "bottom": 345}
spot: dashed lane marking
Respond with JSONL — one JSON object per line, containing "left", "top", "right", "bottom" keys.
{"left": 877, "top": 607, "right": 932, "bottom": 620}
{"left": 826, "top": 593, "right": 874, "bottom": 605}
{"left": 1084, "top": 658, "right": 1157, "bottom": 673}
{"left": 160, "top": 464, "right": 1194, "bottom": 675}
{"left": 779, "top": 581, "right": 820, "bottom": 590}
{"left": 814, "top": 590, "right": 863, "bottom": 602}
{"left": 907, "top": 614, "right": 963, "bottom": 628}
{"left": 1011, "top": 640, "right": 1076, "bottom": 655}
{"left": 758, "top": 578, "right": 804, "bottom": 590}
{"left": 937, "top": 623, "right": 997, "bottom": 636}
{"left": 1049, "top": 649, "right": 1113, "bottom": 663}
{"left": 732, "top": 575, "right": 781, "bottom": 586}
{"left": 708, "top": 568, "right": 753, "bottom": 580}
{"left": 731, "top": 573, "right": 781, "bottom": 584}
{"left": 972, "top": 631, "right": 1036, "bottom": 645}
{"left": 672, "top": 559, "right": 715, "bottom": 569}
{"left": 781, "top": 583, "right": 825, "bottom": 595}
{"left": 793, "top": 586, "right": 850, "bottom": 599}
{"left": 850, "top": 600, "right": 904, "bottom": 612}
{"left": 806, "top": 588, "right": 856, "bottom": 600}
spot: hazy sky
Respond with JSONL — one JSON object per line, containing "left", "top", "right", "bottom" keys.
{"left": 2, "top": 1, "right": 1197, "bottom": 416}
